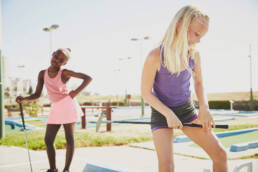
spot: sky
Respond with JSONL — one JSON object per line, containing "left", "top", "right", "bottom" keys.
{"left": 2, "top": 0, "right": 258, "bottom": 95}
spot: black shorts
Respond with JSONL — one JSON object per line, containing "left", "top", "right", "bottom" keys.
{"left": 151, "top": 99, "right": 198, "bottom": 131}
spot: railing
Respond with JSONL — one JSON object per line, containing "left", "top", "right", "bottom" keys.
{"left": 80, "top": 103, "right": 114, "bottom": 131}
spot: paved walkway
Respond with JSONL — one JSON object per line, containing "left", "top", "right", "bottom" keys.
{"left": 0, "top": 144, "right": 258, "bottom": 172}
{"left": 131, "top": 140, "right": 258, "bottom": 160}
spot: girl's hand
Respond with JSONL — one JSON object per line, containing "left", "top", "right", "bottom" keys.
{"left": 198, "top": 107, "right": 215, "bottom": 131}
{"left": 166, "top": 113, "right": 183, "bottom": 129}
{"left": 16, "top": 96, "right": 25, "bottom": 103}
{"left": 69, "top": 90, "right": 77, "bottom": 99}
{"left": 63, "top": 69, "right": 92, "bottom": 98}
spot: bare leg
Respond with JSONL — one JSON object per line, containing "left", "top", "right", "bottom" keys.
{"left": 63, "top": 123, "right": 75, "bottom": 172}
{"left": 152, "top": 128, "right": 174, "bottom": 172}
{"left": 182, "top": 119, "right": 228, "bottom": 172}
{"left": 45, "top": 124, "right": 61, "bottom": 171}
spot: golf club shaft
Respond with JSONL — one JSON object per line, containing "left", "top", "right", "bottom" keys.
{"left": 107, "top": 120, "right": 228, "bottom": 129}
{"left": 19, "top": 103, "right": 33, "bottom": 172}
{"left": 24, "top": 129, "right": 33, "bottom": 172}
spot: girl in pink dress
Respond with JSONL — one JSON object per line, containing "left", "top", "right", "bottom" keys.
{"left": 16, "top": 48, "right": 92, "bottom": 172}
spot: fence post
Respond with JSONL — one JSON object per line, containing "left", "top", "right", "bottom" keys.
{"left": 106, "top": 103, "right": 111, "bottom": 132}
{"left": 81, "top": 107, "right": 86, "bottom": 129}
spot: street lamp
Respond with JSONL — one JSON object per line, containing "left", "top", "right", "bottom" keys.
{"left": 17, "top": 65, "right": 25, "bottom": 68}
{"left": 43, "top": 24, "right": 59, "bottom": 57}
{"left": 118, "top": 57, "right": 133, "bottom": 61}
{"left": 248, "top": 44, "right": 254, "bottom": 111}
{"left": 130, "top": 36, "right": 150, "bottom": 117}
{"left": 17, "top": 64, "right": 25, "bottom": 78}
{"left": 117, "top": 57, "right": 133, "bottom": 106}
{"left": 131, "top": 36, "right": 150, "bottom": 42}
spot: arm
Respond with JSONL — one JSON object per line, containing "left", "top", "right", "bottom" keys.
{"left": 62, "top": 69, "right": 92, "bottom": 98}
{"left": 141, "top": 48, "right": 183, "bottom": 129}
{"left": 16, "top": 70, "right": 45, "bottom": 103}
{"left": 192, "top": 51, "right": 214, "bottom": 130}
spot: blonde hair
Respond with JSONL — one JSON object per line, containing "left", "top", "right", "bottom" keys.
{"left": 161, "top": 5, "right": 209, "bottom": 75}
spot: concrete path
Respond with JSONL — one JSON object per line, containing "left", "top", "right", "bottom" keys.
{"left": 131, "top": 140, "right": 258, "bottom": 159}
{"left": 0, "top": 145, "right": 257, "bottom": 172}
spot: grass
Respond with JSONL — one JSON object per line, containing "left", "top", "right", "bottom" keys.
{"left": 0, "top": 125, "right": 154, "bottom": 150}
{"left": 2, "top": 111, "right": 258, "bottom": 153}
{"left": 189, "top": 122, "right": 258, "bottom": 149}
{"left": 1, "top": 122, "right": 188, "bottom": 150}
{"left": 5, "top": 124, "right": 22, "bottom": 133}
{"left": 190, "top": 129, "right": 258, "bottom": 148}
{"left": 238, "top": 153, "right": 258, "bottom": 159}
{"left": 2, "top": 122, "right": 258, "bottom": 151}
{"left": 213, "top": 124, "right": 258, "bottom": 133}
{"left": 219, "top": 130, "right": 258, "bottom": 148}
{"left": 23, "top": 119, "right": 47, "bottom": 128}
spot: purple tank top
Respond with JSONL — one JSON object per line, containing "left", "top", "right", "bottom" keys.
{"left": 153, "top": 48, "right": 195, "bottom": 107}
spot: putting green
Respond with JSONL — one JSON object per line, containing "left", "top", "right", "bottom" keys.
{"left": 5, "top": 125, "right": 21, "bottom": 133}
{"left": 191, "top": 130, "right": 258, "bottom": 148}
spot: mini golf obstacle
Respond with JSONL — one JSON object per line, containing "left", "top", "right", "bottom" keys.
{"left": 230, "top": 141, "right": 258, "bottom": 152}
{"left": 83, "top": 163, "right": 120, "bottom": 172}
{"left": 5, "top": 120, "right": 37, "bottom": 131}
{"left": 233, "top": 161, "right": 253, "bottom": 172}
{"left": 18, "top": 103, "right": 33, "bottom": 172}
{"left": 174, "top": 127, "right": 258, "bottom": 143}
{"left": 84, "top": 161, "right": 254, "bottom": 172}
{"left": 83, "top": 162, "right": 130, "bottom": 172}
{"left": 203, "top": 161, "right": 253, "bottom": 172}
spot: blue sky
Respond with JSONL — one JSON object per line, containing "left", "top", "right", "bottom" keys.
{"left": 2, "top": 0, "right": 258, "bottom": 95}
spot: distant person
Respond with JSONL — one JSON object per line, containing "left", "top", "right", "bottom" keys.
{"left": 16, "top": 48, "right": 92, "bottom": 172}
{"left": 141, "top": 5, "right": 227, "bottom": 172}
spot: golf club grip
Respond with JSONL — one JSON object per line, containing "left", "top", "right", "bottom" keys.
{"left": 19, "top": 103, "right": 26, "bottom": 130}
{"left": 183, "top": 123, "right": 229, "bottom": 129}
{"left": 214, "top": 124, "right": 229, "bottom": 129}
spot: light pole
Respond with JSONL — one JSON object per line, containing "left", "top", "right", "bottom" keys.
{"left": 43, "top": 24, "right": 59, "bottom": 57}
{"left": 0, "top": 44, "right": 3, "bottom": 139}
{"left": 118, "top": 57, "right": 133, "bottom": 61}
{"left": 0, "top": 0, "right": 4, "bottom": 139}
{"left": 113, "top": 68, "right": 121, "bottom": 106}
{"left": 248, "top": 44, "right": 254, "bottom": 111}
{"left": 17, "top": 65, "right": 26, "bottom": 95}
{"left": 118, "top": 57, "right": 133, "bottom": 106}
{"left": 131, "top": 36, "right": 150, "bottom": 117}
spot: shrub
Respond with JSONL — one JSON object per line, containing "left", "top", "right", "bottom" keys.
{"left": 208, "top": 100, "right": 230, "bottom": 109}
{"left": 23, "top": 100, "right": 42, "bottom": 117}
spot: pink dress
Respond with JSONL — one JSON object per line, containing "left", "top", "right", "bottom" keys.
{"left": 44, "top": 68, "right": 83, "bottom": 124}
